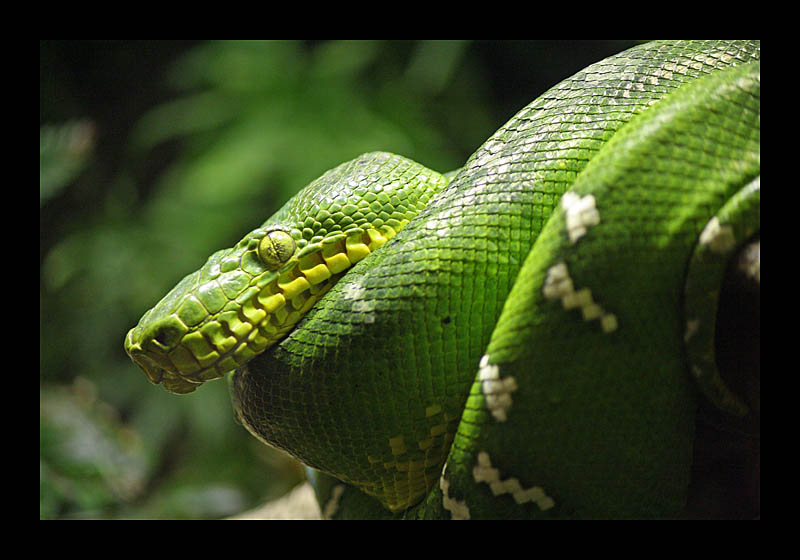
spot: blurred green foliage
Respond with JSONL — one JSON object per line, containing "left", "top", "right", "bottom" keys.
{"left": 40, "top": 40, "right": 638, "bottom": 519}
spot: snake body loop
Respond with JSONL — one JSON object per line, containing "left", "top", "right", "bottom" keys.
{"left": 126, "top": 40, "right": 760, "bottom": 519}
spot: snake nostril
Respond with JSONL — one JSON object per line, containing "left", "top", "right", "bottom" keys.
{"left": 149, "top": 324, "right": 181, "bottom": 350}
{"left": 143, "top": 317, "right": 190, "bottom": 352}
{"left": 153, "top": 329, "right": 169, "bottom": 347}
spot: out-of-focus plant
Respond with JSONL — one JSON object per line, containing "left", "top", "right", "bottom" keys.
{"left": 40, "top": 120, "right": 95, "bottom": 205}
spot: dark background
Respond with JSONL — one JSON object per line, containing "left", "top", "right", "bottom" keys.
{"left": 40, "top": 40, "right": 640, "bottom": 519}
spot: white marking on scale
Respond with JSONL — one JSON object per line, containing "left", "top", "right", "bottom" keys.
{"left": 472, "top": 452, "right": 554, "bottom": 511}
{"left": 699, "top": 217, "right": 736, "bottom": 253}
{"left": 478, "top": 354, "right": 518, "bottom": 422}
{"left": 543, "top": 263, "right": 618, "bottom": 333}
{"left": 561, "top": 192, "right": 600, "bottom": 244}
{"left": 440, "top": 463, "right": 470, "bottom": 520}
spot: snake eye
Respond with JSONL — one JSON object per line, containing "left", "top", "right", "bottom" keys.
{"left": 258, "top": 229, "right": 296, "bottom": 269}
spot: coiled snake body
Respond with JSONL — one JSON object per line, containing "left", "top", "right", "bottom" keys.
{"left": 126, "top": 40, "right": 760, "bottom": 519}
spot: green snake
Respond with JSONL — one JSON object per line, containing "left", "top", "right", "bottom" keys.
{"left": 125, "top": 40, "right": 760, "bottom": 519}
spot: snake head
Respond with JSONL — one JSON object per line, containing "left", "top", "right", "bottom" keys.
{"left": 125, "top": 226, "right": 305, "bottom": 394}
{"left": 125, "top": 268, "right": 228, "bottom": 394}
{"left": 125, "top": 152, "right": 448, "bottom": 394}
{"left": 123, "top": 223, "right": 351, "bottom": 394}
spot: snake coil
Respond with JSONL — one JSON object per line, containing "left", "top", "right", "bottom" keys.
{"left": 127, "top": 40, "right": 760, "bottom": 519}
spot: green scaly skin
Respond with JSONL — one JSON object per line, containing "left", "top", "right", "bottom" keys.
{"left": 126, "top": 40, "right": 760, "bottom": 519}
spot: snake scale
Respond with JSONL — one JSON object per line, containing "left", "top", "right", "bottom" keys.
{"left": 125, "top": 40, "right": 760, "bottom": 519}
